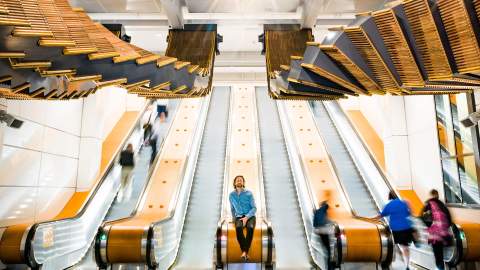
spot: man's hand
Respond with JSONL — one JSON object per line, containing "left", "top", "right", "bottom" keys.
{"left": 241, "top": 217, "right": 248, "bottom": 227}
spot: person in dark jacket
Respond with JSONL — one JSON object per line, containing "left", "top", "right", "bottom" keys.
{"left": 149, "top": 133, "right": 157, "bottom": 164}
{"left": 119, "top": 144, "right": 135, "bottom": 187}
{"left": 422, "top": 189, "right": 452, "bottom": 270}
{"left": 313, "top": 190, "right": 333, "bottom": 270}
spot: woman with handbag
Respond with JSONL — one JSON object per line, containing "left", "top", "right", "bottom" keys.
{"left": 421, "top": 189, "right": 453, "bottom": 270}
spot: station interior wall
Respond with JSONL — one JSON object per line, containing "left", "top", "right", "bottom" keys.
{"left": 0, "top": 88, "right": 146, "bottom": 227}
{"left": 340, "top": 94, "right": 444, "bottom": 202}
{"left": 0, "top": 83, "right": 447, "bottom": 227}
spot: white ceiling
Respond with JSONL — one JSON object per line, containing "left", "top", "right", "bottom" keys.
{"left": 68, "top": 0, "right": 388, "bottom": 68}
{"left": 185, "top": 0, "right": 302, "bottom": 13}
{"left": 69, "top": 0, "right": 388, "bottom": 14}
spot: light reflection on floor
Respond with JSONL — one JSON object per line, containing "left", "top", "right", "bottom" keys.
{"left": 227, "top": 263, "right": 262, "bottom": 270}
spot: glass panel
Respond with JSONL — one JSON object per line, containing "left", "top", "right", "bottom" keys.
{"left": 434, "top": 94, "right": 480, "bottom": 205}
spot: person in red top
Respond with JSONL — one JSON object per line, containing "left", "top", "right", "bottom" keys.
{"left": 422, "top": 189, "right": 452, "bottom": 270}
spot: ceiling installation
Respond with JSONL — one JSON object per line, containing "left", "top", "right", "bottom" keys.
{"left": 0, "top": 0, "right": 216, "bottom": 100}
{"left": 266, "top": 0, "right": 480, "bottom": 100}
{"left": 1, "top": 0, "right": 480, "bottom": 100}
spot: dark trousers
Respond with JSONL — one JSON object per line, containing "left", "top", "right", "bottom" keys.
{"left": 432, "top": 242, "right": 445, "bottom": 270}
{"left": 234, "top": 216, "right": 256, "bottom": 253}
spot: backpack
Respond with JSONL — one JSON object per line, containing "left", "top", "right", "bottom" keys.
{"left": 313, "top": 203, "right": 329, "bottom": 228}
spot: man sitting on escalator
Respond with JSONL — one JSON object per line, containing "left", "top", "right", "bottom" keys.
{"left": 229, "top": 175, "right": 257, "bottom": 262}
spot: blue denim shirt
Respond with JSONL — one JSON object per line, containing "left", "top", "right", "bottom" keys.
{"left": 229, "top": 189, "right": 256, "bottom": 218}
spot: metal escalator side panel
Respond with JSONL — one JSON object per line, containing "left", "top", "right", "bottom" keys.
{"left": 0, "top": 224, "right": 32, "bottom": 264}
{"left": 276, "top": 99, "right": 327, "bottom": 269}
{"left": 280, "top": 100, "right": 387, "bottom": 265}
{"left": 309, "top": 101, "right": 394, "bottom": 266}
{"left": 216, "top": 86, "right": 272, "bottom": 266}
{"left": 149, "top": 93, "right": 211, "bottom": 268}
{"left": 171, "top": 87, "right": 230, "bottom": 270}
{"left": 96, "top": 98, "right": 206, "bottom": 266}
{"left": 256, "top": 87, "right": 309, "bottom": 268}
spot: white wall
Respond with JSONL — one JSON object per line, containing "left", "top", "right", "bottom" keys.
{"left": 404, "top": 95, "right": 444, "bottom": 201}
{"left": 0, "top": 88, "right": 146, "bottom": 226}
{"left": 78, "top": 86, "right": 145, "bottom": 191}
{"left": 0, "top": 98, "right": 82, "bottom": 226}
{"left": 341, "top": 94, "right": 444, "bottom": 202}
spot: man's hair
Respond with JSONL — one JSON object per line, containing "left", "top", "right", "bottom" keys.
{"left": 388, "top": 191, "right": 396, "bottom": 200}
{"left": 430, "top": 189, "right": 439, "bottom": 198}
{"left": 233, "top": 175, "right": 245, "bottom": 188}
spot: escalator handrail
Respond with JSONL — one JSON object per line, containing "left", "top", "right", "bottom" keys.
{"left": 275, "top": 100, "right": 323, "bottom": 268}
{"left": 446, "top": 203, "right": 480, "bottom": 209}
{"left": 151, "top": 94, "right": 211, "bottom": 226}
{"left": 31, "top": 101, "right": 151, "bottom": 226}
{"left": 308, "top": 102, "right": 393, "bottom": 266}
{"left": 100, "top": 100, "right": 180, "bottom": 225}
{"left": 307, "top": 102, "right": 364, "bottom": 219}
{"left": 219, "top": 86, "right": 235, "bottom": 220}
{"left": 148, "top": 95, "right": 211, "bottom": 269}
{"left": 326, "top": 101, "right": 400, "bottom": 200}
{"left": 252, "top": 86, "right": 269, "bottom": 220}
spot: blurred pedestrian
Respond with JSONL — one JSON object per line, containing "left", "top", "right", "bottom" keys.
{"left": 119, "top": 143, "right": 135, "bottom": 188}
{"left": 376, "top": 191, "right": 414, "bottom": 270}
{"left": 422, "top": 189, "right": 452, "bottom": 270}
{"left": 313, "top": 190, "right": 333, "bottom": 270}
{"left": 156, "top": 99, "right": 169, "bottom": 122}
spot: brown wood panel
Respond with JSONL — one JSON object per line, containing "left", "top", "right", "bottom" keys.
{"left": 344, "top": 225, "right": 381, "bottom": 261}
{"left": 449, "top": 208, "right": 480, "bottom": 261}
{"left": 227, "top": 223, "right": 262, "bottom": 263}
{"left": 0, "top": 224, "right": 30, "bottom": 263}
{"left": 106, "top": 225, "right": 146, "bottom": 263}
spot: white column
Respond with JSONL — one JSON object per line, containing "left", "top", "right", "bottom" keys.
{"left": 382, "top": 95, "right": 413, "bottom": 190}
{"left": 301, "top": 0, "right": 324, "bottom": 28}
{"left": 404, "top": 95, "right": 444, "bottom": 201}
{"left": 159, "top": 0, "right": 184, "bottom": 29}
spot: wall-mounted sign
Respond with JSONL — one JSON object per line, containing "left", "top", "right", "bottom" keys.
{"left": 42, "top": 226, "right": 54, "bottom": 248}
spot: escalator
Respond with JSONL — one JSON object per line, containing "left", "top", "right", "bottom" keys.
{"left": 214, "top": 86, "right": 274, "bottom": 269}
{"left": 277, "top": 99, "right": 394, "bottom": 270}
{"left": 163, "top": 87, "right": 230, "bottom": 269}
{"left": 310, "top": 101, "right": 379, "bottom": 218}
{"left": 0, "top": 102, "right": 162, "bottom": 270}
{"left": 95, "top": 96, "right": 210, "bottom": 269}
{"left": 69, "top": 101, "right": 179, "bottom": 270}
{"left": 255, "top": 87, "right": 311, "bottom": 269}
{"left": 311, "top": 100, "right": 472, "bottom": 269}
